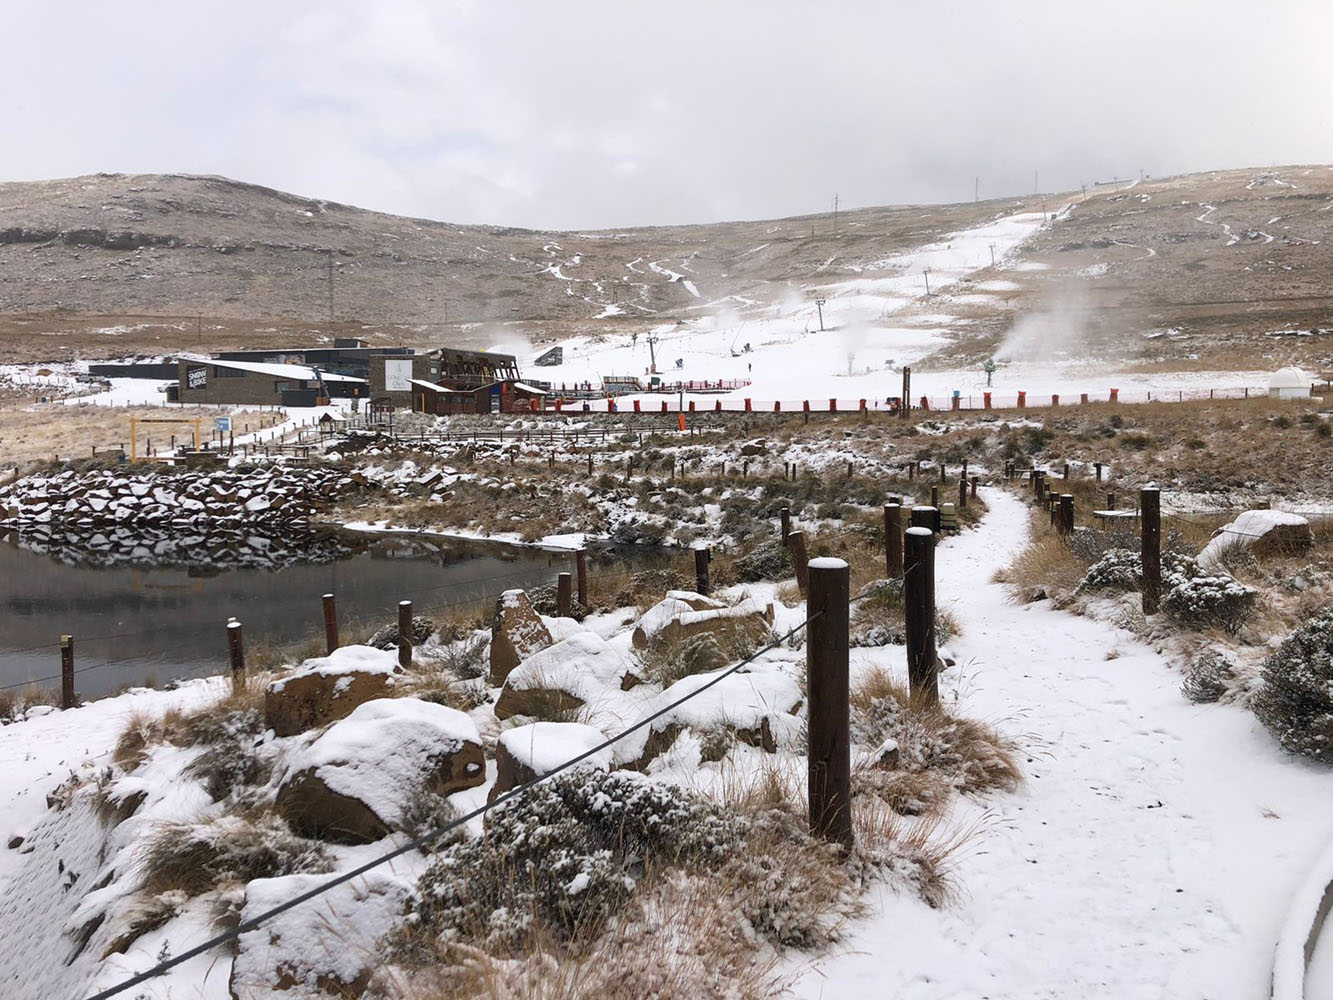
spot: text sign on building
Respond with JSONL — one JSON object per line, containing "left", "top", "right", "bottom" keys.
{"left": 186, "top": 365, "right": 208, "bottom": 390}
{"left": 384, "top": 359, "right": 413, "bottom": 392}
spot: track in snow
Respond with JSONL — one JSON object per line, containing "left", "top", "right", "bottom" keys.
{"left": 792, "top": 490, "right": 1333, "bottom": 999}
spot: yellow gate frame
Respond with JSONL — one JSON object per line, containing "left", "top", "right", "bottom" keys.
{"left": 129, "top": 417, "right": 202, "bottom": 460}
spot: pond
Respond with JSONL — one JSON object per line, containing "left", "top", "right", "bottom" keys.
{"left": 0, "top": 526, "right": 663, "bottom": 699}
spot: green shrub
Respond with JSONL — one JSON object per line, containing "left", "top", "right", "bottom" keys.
{"left": 1254, "top": 611, "right": 1333, "bottom": 761}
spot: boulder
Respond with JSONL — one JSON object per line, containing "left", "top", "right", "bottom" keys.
{"left": 489, "top": 722, "right": 611, "bottom": 802}
{"left": 277, "top": 698, "right": 485, "bottom": 844}
{"left": 264, "top": 645, "right": 401, "bottom": 738}
{"left": 494, "top": 631, "right": 636, "bottom": 720}
{"left": 632, "top": 662, "right": 803, "bottom": 768}
{"left": 631, "top": 590, "right": 726, "bottom": 648}
{"left": 488, "top": 589, "right": 554, "bottom": 685}
{"left": 1197, "top": 509, "right": 1314, "bottom": 571}
{"left": 653, "top": 602, "right": 773, "bottom": 651}
{"left": 739, "top": 440, "right": 767, "bottom": 457}
{"left": 229, "top": 870, "right": 410, "bottom": 998}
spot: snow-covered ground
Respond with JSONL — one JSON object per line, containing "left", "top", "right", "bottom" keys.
{"left": 791, "top": 490, "right": 1333, "bottom": 999}
{"left": 515, "top": 208, "right": 1281, "bottom": 412}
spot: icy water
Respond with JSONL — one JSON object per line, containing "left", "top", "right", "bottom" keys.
{"left": 0, "top": 527, "right": 656, "bottom": 699}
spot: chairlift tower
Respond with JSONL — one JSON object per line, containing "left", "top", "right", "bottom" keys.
{"left": 815, "top": 298, "right": 827, "bottom": 332}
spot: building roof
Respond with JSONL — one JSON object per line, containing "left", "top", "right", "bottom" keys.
{"left": 179, "top": 356, "right": 366, "bottom": 383}
{"left": 511, "top": 382, "right": 549, "bottom": 395}
{"left": 408, "top": 378, "right": 456, "bottom": 392}
{"left": 1269, "top": 366, "right": 1311, "bottom": 389}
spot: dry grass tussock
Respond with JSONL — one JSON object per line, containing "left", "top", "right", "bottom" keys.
{"left": 849, "top": 666, "right": 1023, "bottom": 817}
{"left": 112, "top": 680, "right": 266, "bottom": 773}
{"left": 1001, "top": 531, "right": 1093, "bottom": 605}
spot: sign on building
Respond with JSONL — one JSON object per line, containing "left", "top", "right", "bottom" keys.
{"left": 186, "top": 365, "right": 208, "bottom": 390}
{"left": 215, "top": 416, "right": 232, "bottom": 433}
{"left": 384, "top": 359, "right": 413, "bottom": 392}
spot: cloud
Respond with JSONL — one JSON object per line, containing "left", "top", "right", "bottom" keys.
{"left": 2, "top": 0, "right": 1330, "bottom": 229}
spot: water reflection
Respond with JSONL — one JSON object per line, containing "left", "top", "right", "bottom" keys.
{"left": 0, "top": 526, "right": 647, "bottom": 698}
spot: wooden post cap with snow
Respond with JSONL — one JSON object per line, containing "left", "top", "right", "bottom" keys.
{"left": 806, "top": 556, "right": 852, "bottom": 850}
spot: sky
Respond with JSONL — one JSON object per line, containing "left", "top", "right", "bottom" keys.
{"left": 4, "top": 0, "right": 1332, "bottom": 231}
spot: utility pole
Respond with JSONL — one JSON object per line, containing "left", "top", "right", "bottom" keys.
{"left": 196, "top": 312, "right": 202, "bottom": 347}
{"left": 922, "top": 267, "right": 932, "bottom": 296}
{"left": 988, "top": 243, "right": 996, "bottom": 267}
{"left": 1034, "top": 169, "right": 1039, "bottom": 195}
{"left": 326, "top": 250, "right": 335, "bottom": 339}
{"left": 832, "top": 193, "right": 838, "bottom": 236}
{"left": 647, "top": 333, "right": 659, "bottom": 374}
{"left": 815, "top": 297, "right": 827, "bottom": 332}
{"left": 974, "top": 176, "right": 979, "bottom": 202}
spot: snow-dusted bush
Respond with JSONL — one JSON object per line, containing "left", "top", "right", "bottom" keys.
{"left": 735, "top": 539, "right": 791, "bottom": 582}
{"left": 366, "top": 615, "right": 436, "bottom": 650}
{"left": 1181, "top": 650, "right": 1236, "bottom": 704}
{"left": 1076, "top": 548, "right": 1141, "bottom": 594}
{"left": 408, "top": 770, "right": 742, "bottom": 951}
{"left": 1161, "top": 575, "right": 1257, "bottom": 635}
{"left": 636, "top": 631, "right": 728, "bottom": 688}
{"left": 1077, "top": 547, "right": 1198, "bottom": 596}
{"left": 1254, "top": 611, "right": 1333, "bottom": 762}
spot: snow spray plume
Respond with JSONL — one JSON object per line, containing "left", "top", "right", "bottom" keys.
{"left": 993, "top": 284, "right": 1098, "bottom": 364}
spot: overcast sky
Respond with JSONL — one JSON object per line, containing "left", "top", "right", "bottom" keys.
{"left": 5, "top": 0, "right": 1331, "bottom": 230}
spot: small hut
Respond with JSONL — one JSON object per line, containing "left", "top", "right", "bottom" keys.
{"left": 1268, "top": 367, "right": 1311, "bottom": 400}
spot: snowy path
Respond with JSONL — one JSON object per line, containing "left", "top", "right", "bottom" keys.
{"left": 793, "top": 490, "right": 1333, "bottom": 999}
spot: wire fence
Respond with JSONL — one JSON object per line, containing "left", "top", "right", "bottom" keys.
{"left": 83, "top": 568, "right": 898, "bottom": 1000}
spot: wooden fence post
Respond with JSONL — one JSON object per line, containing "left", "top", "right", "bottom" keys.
{"left": 806, "top": 556, "right": 852, "bottom": 849}
{"left": 227, "top": 621, "right": 245, "bottom": 691}
{"left": 787, "top": 530, "right": 810, "bottom": 596}
{"left": 1094, "top": 462, "right": 1103, "bottom": 482}
{"left": 576, "top": 549, "right": 589, "bottom": 608}
{"left": 1141, "top": 487, "right": 1161, "bottom": 614}
{"left": 904, "top": 527, "right": 938, "bottom": 708}
{"left": 970, "top": 475, "right": 979, "bottom": 498}
{"left": 557, "top": 572, "right": 572, "bottom": 617}
{"left": 398, "top": 600, "right": 414, "bottom": 669}
{"left": 322, "top": 593, "right": 339, "bottom": 654}
{"left": 930, "top": 485, "right": 940, "bottom": 508}
{"left": 780, "top": 505, "right": 791, "bottom": 542}
{"left": 695, "top": 547, "right": 711, "bottom": 596}
{"left": 60, "top": 635, "right": 75, "bottom": 709}
{"left": 1106, "top": 489, "right": 1116, "bottom": 509}
{"left": 1059, "top": 494, "right": 1074, "bottom": 536}
{"left": 884, "top": 503, "right": 903, "bottom": 578}
{"left": 958, "top": 478, "right": 968, "bottom": 510}
{"left": 910, "top": 505, "right": 940, "bottom": 534}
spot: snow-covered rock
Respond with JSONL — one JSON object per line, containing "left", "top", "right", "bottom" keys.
{"left": 494, "top": 631, "right": 636, "bottom": 720}
{"left": 276, "top": 697, "right": 484, "bottom": 843}
{"left": 229, "top": 870, "right": 411, "bottom": 998}
{"left": 491, "top": 721, "right": 611, "bottom": 801}
{"left": 636, "top": 662, "right": 804, "bottom": 765}
{"left": 488, "top": 588, "right": 554, "bottom": 685}
{"left": 264, "top": 645, "right": 401, "bottom": 737}
{"left": 631, "top": 590, "right": 726, "bottom": 648}
{"left": 1197, "top": 509, "right": 1313, "bottom": 570}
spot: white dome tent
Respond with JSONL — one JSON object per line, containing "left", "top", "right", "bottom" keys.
{"left": 1268, "top": 366, "right": 1311, "bottom": 400}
